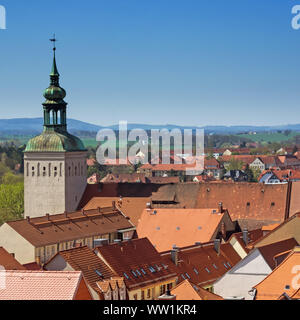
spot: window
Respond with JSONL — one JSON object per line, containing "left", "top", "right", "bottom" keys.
{"left": 205, "top": 267, "right": 210, "bottom": 273}
{"left": 136, "top": 269, "right": 142, "bottom": 277}
{"left": 141, "top": 291, "right": 145, "bottom": 300}
{"left": 141, "top": 268, "right": 147, "bottom": 275}
{"left": 160, "top": 284, "right": 166, "bottom": 295}
{"left": 246, "top": 202, "right": 250, "bottom": 206}
{"left": 131, "top": 270, "right": 138, "bottom": 278}
{"left": 147, "top": 289, "right": 151, "bottom": 298}
{"left": 54, "top": 167, "right": 58, "bottom": 177}
{"left": 123, "top": 272, "right": 130, "bottom": 280}
{"left": 194, "top": 268, "right": 199, "bottom": 275}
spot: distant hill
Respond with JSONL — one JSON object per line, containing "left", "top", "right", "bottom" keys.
{"left": 0, "top": 118, "right": 300, "bottom": 135}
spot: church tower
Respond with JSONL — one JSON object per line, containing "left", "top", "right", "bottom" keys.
{"left": 24, "top": 40, "right": 87, "bottom": 218}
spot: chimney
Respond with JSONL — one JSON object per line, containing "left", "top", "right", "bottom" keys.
{"left": 214, "top": 239, "right": 221, "bottom": 255}
{"left": 112, "top": 201, "right": 116, "bottom": 209}
{"left": 10, "top": 253, "right": 15, "bottom": 258}
{"left": 146, "top": 202, "right": 151, "bottom": 209}
{"left": 157, "top": 290, "right": 177, "bottom": 301}
{"left": 64, "top": 211, "right": 68, "bottom": 218}
{"left": 26, "top": 216, "right": 30, "bottom": 223}
{"left": 243, "top": 229, "right": 249, "bottom": 246}
{"left": 218, "top": 202, "right": 223, "bottom": 213}
{"left": 171, "top": 249, "right": 179, "bottom": 266}
{"left": 81, "top": 209, "right": 85, "bottom": 215}
{"left": 46, "top": 213, "right": 50, "bottom": 220}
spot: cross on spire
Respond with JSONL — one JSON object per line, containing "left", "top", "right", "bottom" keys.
{"left": 50, "top": 34, "right": 57, "bottom": 52}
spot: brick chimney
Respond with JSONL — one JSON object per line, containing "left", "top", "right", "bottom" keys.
{"left": 171, "top": 248, "right": 179, "bottom": 266}
{"left": 214, "top": 239, "right": 221, "bottom": 255}
{"left": 243, "top": 229, "right": 249, "bottom": 246}
{"left": 218, "top": 202, "right": 223, "bottom": 213}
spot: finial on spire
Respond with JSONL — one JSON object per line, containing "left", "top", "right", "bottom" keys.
{"left": 50, "top": 34, "right": 57, "bottom": 52}
{"left": 49, "top": 34, "right": 59, "bottom": 79}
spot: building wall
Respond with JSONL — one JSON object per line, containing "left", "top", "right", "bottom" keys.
{"left": 128, "top": 278, "right": 177, "bottom": 300}
{"left": 0, "top": 223, "right": 35, "bottom": 264}
{"left": 213, "top": 249, "right": 271, "bottom": 300}
{"left": 74, "top": 278, "right": 93, "bottom": 300}
{"left": 24, "top": 151, "right": 87, "bottom": 218}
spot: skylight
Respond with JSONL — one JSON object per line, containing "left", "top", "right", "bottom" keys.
{"left": 213, "top": 264, "right": 218, "bottom": 269}
{"left": 181, "top": 274, "right": 186, "bottom": 280}
{"left": 95, "top": 269, "right": 103, "bottom": 278}
{"left": 131, "top": 270, "right": 138, "bottom": 277}
{"left": 141, "top": 268, "right": 147, "bottom": 275}
{"left": 205, "top": 267, "right": 210, "bottom": 273}
{"left": 149, "top": 266, "right": 156, "bottom": 273}
{"left": 224, "top": 263, "right": 228, "bottom": 269}
{"left": 123, "top": 272, "right": 130, "bottom": 279}
{"left": 185, "top": 273, "right": 191, "bottom": 279}
{"left": 136, "top": 269, "right": 142, "bottom": 276}
{"left": 193, "top": 268, "right": 199, "bottom": 275}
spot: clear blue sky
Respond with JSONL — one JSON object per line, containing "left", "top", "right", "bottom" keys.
{"left": 1, "top": 0, "right": 300, "bottom": 127}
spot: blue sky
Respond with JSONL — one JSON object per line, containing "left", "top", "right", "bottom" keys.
{"left": 1, "top": 0, "right": 300, "bottom": 126}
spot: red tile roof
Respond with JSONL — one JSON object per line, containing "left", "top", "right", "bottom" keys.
{"left": 0, "top": 247, "right": 26, "bottom": 270}
{"left": 94, "top": 238, "right": 178, "bottom": 290}
{"left": 0, "top": 270, "right": 85, "bottom": 300}
{"left": 84, "top": 197, "right": 151, "bottom": 227}
{"left": 161, "top": 241, "right": 241, "bottom": 287}
{"left": 44, "top": 246, "right": 116, "bottom": 291}
{"left": 137, "top": 208, "right": 234, "bottom": 252}
{"left": 7, "top": 207, "right": 134, "bottom": 247}
{"left": 171, "top": 279, "right": 224, "bottom": 300}
{"left": 254, "top": 247, "right": 300, "bottom": 300}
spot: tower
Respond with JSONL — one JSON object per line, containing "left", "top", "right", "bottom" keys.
{"left": 24, "top": 39, "right": 87, "bottom": 218}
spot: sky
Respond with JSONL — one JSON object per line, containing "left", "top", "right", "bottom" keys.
{"left": 1, "top": 0, "right": 300, "bottom": 127}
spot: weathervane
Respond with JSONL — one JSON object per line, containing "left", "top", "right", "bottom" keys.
{"left": 49, "top": 34, "right": 57, "bottom": 52}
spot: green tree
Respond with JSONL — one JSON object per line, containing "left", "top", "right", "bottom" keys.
{"left": 227, "top": 158, "right": 244, "bottom": 171}
{"left": 0, "top": 182, "right": 24, "bottom": 225}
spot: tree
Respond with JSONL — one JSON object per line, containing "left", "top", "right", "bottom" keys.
{"left": 0, "top": 182, "right": 24, "bottom": 225}
{"left": 227, "top": 158, "right": 244, "bottom": 171}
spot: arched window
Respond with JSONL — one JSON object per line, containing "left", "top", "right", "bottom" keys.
{"left": 32, "top": 166, "right": 35, "bottom": 177}
{"left": 43, "top": 166, "right": 46, "bottom": 177}
{"left": 54, "top": 166, "right": 58, "bottom": 177}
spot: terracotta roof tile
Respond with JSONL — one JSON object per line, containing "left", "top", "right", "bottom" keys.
{"left": 84, "top": 197, "right": 151, "bottom": 227}
{"left": 7, "top": 207, "right": 134, "bottom": 247}
{"left": 254, "top": 247, "right": 300, "bottom": 299}
{"left": 161, "top": 242, "right": 241, "bottom": 287}
{"left": 0, "top": 270, "right": 84, "bottom": 300}
{"left": 137, "top": 208, "right": 234, "bottom": 252}
{"left": 44, "top": 246, "right": 116, "bottom": 291}
{"left": 0, "top": 247, "right": 26, "bottom": 270}
{"left": 171, "top": 279, "right": 223, "bottom": 300}
{"left": 94, "top": 238, "right": 178, "bottom": 290}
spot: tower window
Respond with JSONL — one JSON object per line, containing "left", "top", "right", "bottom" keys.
{"left": 54, "top": 167, "right": 57, "bottom": 177}
{"left": 43, "top": 167, "right": 46, "bottom": 177}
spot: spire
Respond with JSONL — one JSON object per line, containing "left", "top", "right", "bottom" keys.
{"left": 42, "top": 34, "right": 67, "bottom": 130}
{"left": 49, "top": 35, "right": 59, "bottom": 84}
